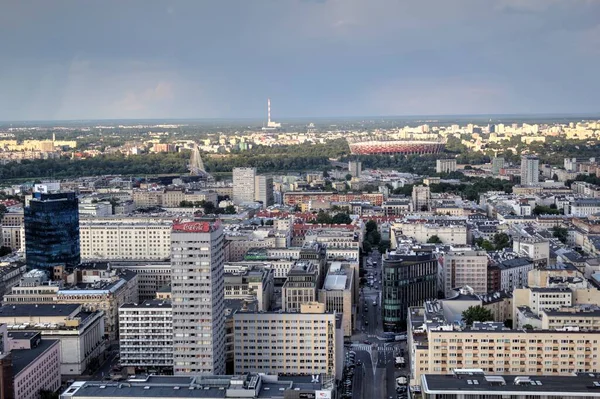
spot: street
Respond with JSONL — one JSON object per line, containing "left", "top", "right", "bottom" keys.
{"left": 348, "top": 250, "right": 409, "bottom": 399}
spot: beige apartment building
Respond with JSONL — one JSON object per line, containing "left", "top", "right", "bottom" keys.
{"left": 409, "top": 302, "right": 600, "bottom": 385}
{"left": 232, "top": 302, "right": 342, "bottom": 380}
{"left": 437, "top": 248, "right": 488, "bottom": 297}
{"left": 79, "top": 217, "right": 173, "bottom": 260}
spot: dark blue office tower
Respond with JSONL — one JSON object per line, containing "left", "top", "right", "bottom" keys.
{"left": 24, "top": 192, "right": 80, "bottom": 270}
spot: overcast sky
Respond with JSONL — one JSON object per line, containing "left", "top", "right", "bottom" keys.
{"left": 1, "top": 0, "right": 599, "bottom": 121}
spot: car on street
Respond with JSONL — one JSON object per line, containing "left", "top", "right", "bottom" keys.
{"left": 363, "top": 340, "right": 372, "bottom": 345}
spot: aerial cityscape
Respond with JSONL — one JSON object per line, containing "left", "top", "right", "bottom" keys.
{"left": 2, "top": 2, "right": 600, "bottom": 399}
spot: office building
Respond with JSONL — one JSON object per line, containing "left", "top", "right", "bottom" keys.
{"left": 233, "top": 302, "right": 342, "bottom": 380}
{"left": 254, "top": 175, "right": 274, "bottom": 208}
{"left": 60, "top": 373, "right": 334, "bottom": 399}
{"left": 171, "top": 221, "right": 225, "bottom": 375}
{"left": 224, "top": 265, "right": 274, "bottom": 312}
{"left": 232, "top": 167, "right": 256, "bottom": 205}
{"left": 24, "top": 192, "right": 80, "bottom": 270}
{"left": 9, "top": 333, "right": 61, "bottom": 399}
{"left": 383, "top": 245, "right": 437, "bottom": 332}
{"left": 521, "top": 155, "right": 540, "bottom": 186}
{"left": 282, "top": 261, "right": 318, "bottom": 312}
{"left": 0, "top": 304, "right": 105, "bottom": 376}
{"left": 111, "top": 261, "right": 171, "bottom": 301}
{"left": 79, "top": 217, "right": 173, "bottom": 261}
{"left": 435, "top": 158, "right": 457, "bottom": 174}
{"left": 437, "top": 248, "right": 488, "bottom": 298}
{"left": 119, "top": 300, "right": 172, "bottom": 374}
{"left": 411, "top": 185, "right": 431, "bottom": 211}
{"left": 348, "top": 160, "right": 362, "bottom": 178}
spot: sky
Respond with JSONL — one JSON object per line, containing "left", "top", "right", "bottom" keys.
{"left": 1, "top": 0, "right": 600, "bottom": 121}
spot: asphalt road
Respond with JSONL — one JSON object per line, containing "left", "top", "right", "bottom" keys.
{"left": 349, "top": 250, "right": 406, "bottom": 399}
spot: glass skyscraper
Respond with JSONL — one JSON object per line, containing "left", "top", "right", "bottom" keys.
{"left": 24, "top": 192, "right": 80, "bottom": 270}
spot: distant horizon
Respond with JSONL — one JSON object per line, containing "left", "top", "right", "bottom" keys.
{"left": 1, "top": 112, "right": 599, "bottom": 126}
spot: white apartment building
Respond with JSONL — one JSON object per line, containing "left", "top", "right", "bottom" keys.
{"left": 171, "top": 221, "right": 225, "bottom": 375}
{"left": 513, "top": 237, "right": 550, "bottom": 267}
{"left": 437, "top": 249, "right": 488, "bottom": 298}
{"left": 254, "top": 175, "right": 274, "bottom": 208}
{"left": 119, "top": 300, "right": 172, "bottom": 373}
{"left": 521, "top": 155, "right": 540, "bottom": 186}
{"left": 436, "top": 158, "right": 457, "bottom": 174}
{"left": 79, "top": 217, "right": 172, "bottom": 260}
{"left": 233, "top": 302, "right": 342, "bottom": 380}
{"left": 233, "top": 167, "right": 257, "bottom": 205}
{"left": 392, "top": 221, "right": 467, "bottom": 245}
{"left": 569, "top": 199, "right": 600, "bottom": 217}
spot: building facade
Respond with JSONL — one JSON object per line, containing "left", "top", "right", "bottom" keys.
{"left": 79, "top": 217, "right": 172, "bottom": 261}
{"left": 233, "top": 302, "right": 341, "bottom": 379}
{"left": 24, "top": 192, "right": 80, "bottom": 270}
{"left": 254, "top": 175, "right": 274, "bottom": 208}
{"left": 119, "top": 300, "right": 172, "bottom": 373}
{"left": 521, "top": 155, "right": 540, "bottom": 186}
{"left": 232, "top": 167, "right": 257, "bottom": 205}
{"left": 383, "top": 249, "right": 437, "bottom": 332}
{"left": 435, "top": 158, "right": 457, "bottom": 174}
{"left": 171, "top": 221, "right": 225, "bottom": 375}
{"left": 438, "top": 249, "right": 488, "bottom": 298}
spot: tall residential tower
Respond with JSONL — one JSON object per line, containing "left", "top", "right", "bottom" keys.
{"left": 171, "top": 221, "right": 225, "bottom": 375}
{"left": 520, "top": 155, "right": 540, "bottom": 186}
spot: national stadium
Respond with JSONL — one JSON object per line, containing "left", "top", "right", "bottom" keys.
{"left": 347, "top": 139, "right": 446, "bottom": 155}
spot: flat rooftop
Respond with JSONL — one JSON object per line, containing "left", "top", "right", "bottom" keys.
{"left": 422, "top": 372, "right": 600, "bottom": 396}
{"left": 0, "top": 303, "right": 80, "bottom": 318}
{"left": 11, "top": 339, "right": 59, "bottom": 375}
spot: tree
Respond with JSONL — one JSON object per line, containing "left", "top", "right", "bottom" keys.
{"left": 331, "top": 212, "right": 352, "bottom": 224}
{"left": 533, "top": 205, "right": 560, "bottom": 215}
{"left": 0, "top": 247, "right": 12, "bottom": 257}
{"left": 0, "top": 203, "right": 6, "bottom": 221}
{"left": 367, "top": 230, "right": 381, "bottom": 245}
{"left": 378, "top": 241, "right": 390, "bottom": 254}
{"left": 462, "top": 306, "right": 494, "bottom": 326}
{"left": 265, "top": 219, "right": 274, "bottom": 226}
{"left": 39, "top": 390, "right": 59, "bottom": 399}
{"left": 553, "top": 225, "right": 568, "bottom": 243}
{"left": 345, "top": 173, "right": 352, "bottom": 181}
{"left": 522, "top": 324, "right": 534, "bottom": 330}
{"left": 224, "top": 205, "right": 236, "bottom": 214}
{"left": 366, "top": 220, "right": 378, "bottom": 233}
{"left": 427, "top": 235, "right": 442, "bottom": 244}
{"left": 492, "top": 233, "right": 511, "bottom": 250}
{"left": 316, "top": 210, "right": 332, "bottom": 224}
{"left": 362, "top": 241, "right": 372, "bottom": 254}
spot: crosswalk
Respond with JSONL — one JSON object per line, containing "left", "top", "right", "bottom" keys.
{"left": 348, "top": 344, "right": 396, "bottom": 352}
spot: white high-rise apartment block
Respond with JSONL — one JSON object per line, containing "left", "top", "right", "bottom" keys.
{"left": 435, "top": 158, "right": 457, "bottom": 174}
{"left": 119, "top": 300, "right": 172, "bottom": 372}
{"left": 79, "top": 217, "right": 172, "bottom": 260}
{"left": 254, "top": 175, "right": 274, "bottom": 208}
{"left": 233, "top": 167, "right": 257, "bottom": 205}
{"left": 520, "top": 155, "right": 539, "bottom": 186}
{"left": 171, "top": 221, "right": 225, "bottom": 375}
{"left": 437, "top": 249, "right": 488, "bottom": 298}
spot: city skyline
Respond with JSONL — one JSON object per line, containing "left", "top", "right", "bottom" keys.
{"left": 2, "top": 1, "right": 600, "bottom": 121}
